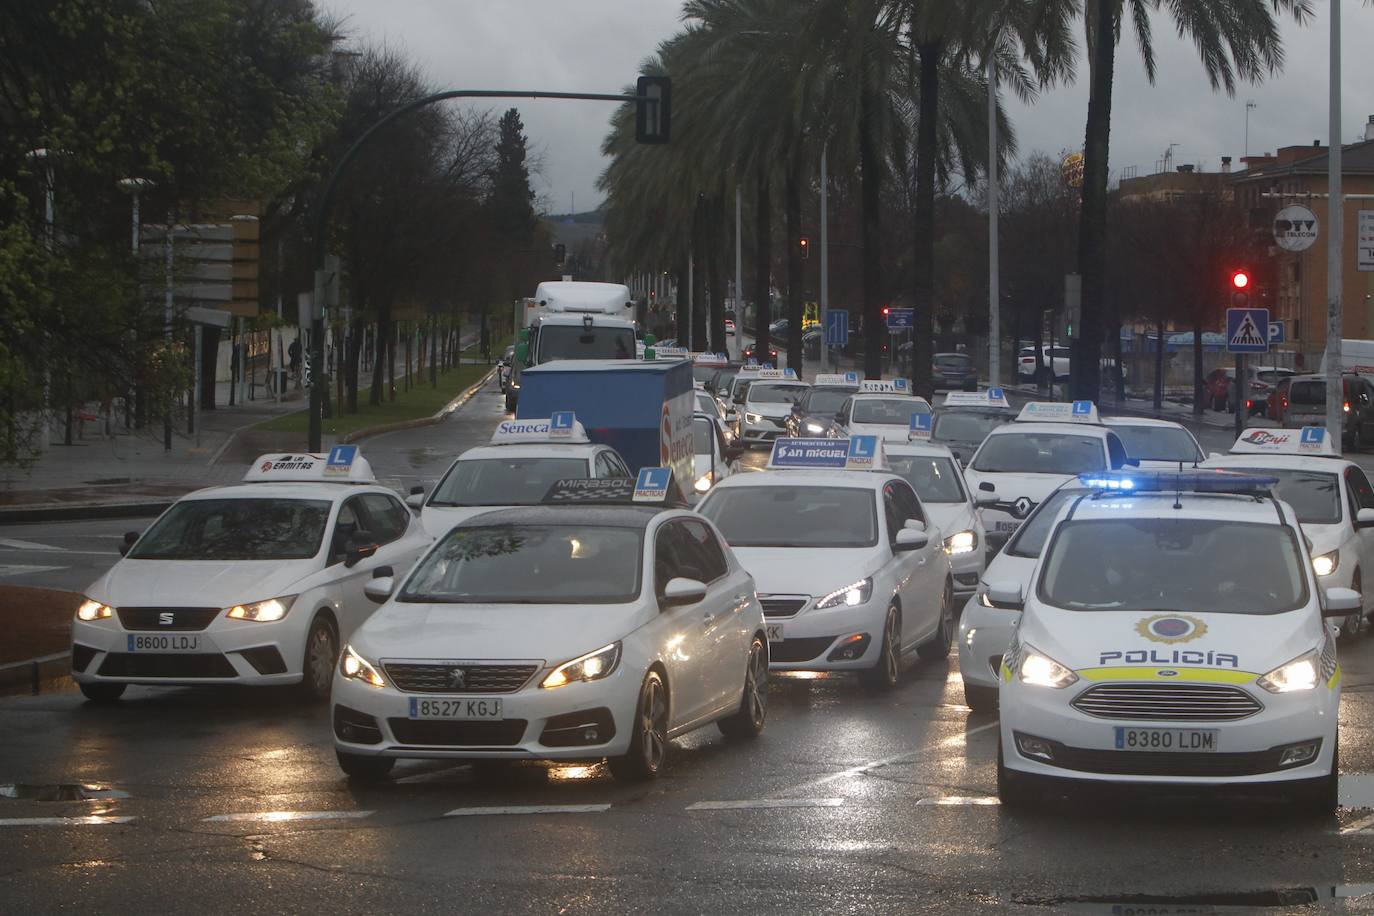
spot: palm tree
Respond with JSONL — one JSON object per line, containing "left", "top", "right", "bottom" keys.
{"left": 1055, "top": 0, "right": 1311, "bottom": 400}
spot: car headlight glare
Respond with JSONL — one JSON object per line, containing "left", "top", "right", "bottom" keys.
{"left": 804, "top": 422, "right": 826, "bottom": 434}
{"left": 944, "top": 530, "right": 978, "bottom": 556}
{"left": 541, "top": 643, "right": 621, "bottom": 689}
{"left": 226, "top": 596, "right": 295, "bottom": 622}
{"left": 339, "top": 645, "right": 386, "bottom": 688}
{"left": 746, "top": 412, "right": 764, "bottom": 424}
{"left": 1312, "top": 550, "right": 1339, "bottom": 577}
{"left": 815, "top": 577, "right": 873, "bottom": 609}
{"left": 1257, "top": 649, "right": 1321, "bottom": 693}
{"left": 77, "top": 599, "right": 114, "bottom": 621}
{"left": 1019, "top": 646, "right": 1079, "bottom": 689}
{"left": 695, "top": 474, "right": 713, "bottom": 493}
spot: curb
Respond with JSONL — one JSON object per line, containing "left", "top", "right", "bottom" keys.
{"left": 0, "top": 499, "right": 175, "bottom": 525}
{"left": 0, "top": 651, "right": 71, "bottom": 695}
{"left": 340, "top": 366, "right": 498, "bottom": 444}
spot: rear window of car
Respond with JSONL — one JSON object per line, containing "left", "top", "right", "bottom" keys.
{"left": 1289, "top": 381, "right": 1325, "bottom": 405}
{"left": 935, "top": 354, "right": 971, "bottom": 368}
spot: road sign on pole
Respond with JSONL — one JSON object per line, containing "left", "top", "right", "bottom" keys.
{"left": 886, "top": 308, "right": 914, "bottom": 330}
{"left": 1268, "top": 320, "right": 1285, "bottom": 345}
{"left": 1226, "top": 308, "right": 1270, "bottom": 353}
{"left": 826, "top": 309, "right": 849, "bottom": 346}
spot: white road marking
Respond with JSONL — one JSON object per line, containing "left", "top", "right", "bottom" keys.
{"left": 915, "top": 796, "right": 1000, "bottom": 806}
{"left": 443, "top": 804, "right": 611, "bottom": 817}
{"left": 782, "top": 720, "right": 1000, "bottom": 795}
{"left": 0, "top": 816, "right": 135, "bottom": 827}
{"left": 1340, "top": 812, "right": 1374, "bottom": 835}
{"left": 0, "top": 537, "right": 65, "bottom": 551}
{"left": 687, "top": 798, "right": 844, "bottom": 811}
{"left": 0, "top": 564, "right": 64, "bottom": 578}
{"left": 203, "top": 810, "right": 374, "bottom": 823}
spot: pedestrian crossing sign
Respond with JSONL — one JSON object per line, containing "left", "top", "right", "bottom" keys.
{"left": 1226, "top": 308, "right": 1269, "bottom": 353}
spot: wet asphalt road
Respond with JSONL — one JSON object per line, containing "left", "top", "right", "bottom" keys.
{"left": 10, "top": 381, "right": 1374, "bottom": 911}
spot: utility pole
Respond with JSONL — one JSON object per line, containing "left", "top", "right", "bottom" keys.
{"left": 820, "top": 146, "right": 830, "bottom": 371}
{"left": 1326, "top": 0, "right": 1344, "bottom": 440}
{"left": 987, "top": 52, "right": 1001, "bottom": 388}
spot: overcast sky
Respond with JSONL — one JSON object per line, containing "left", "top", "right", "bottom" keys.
{"left": 322, "top": 0, "right": 1374, "bottom": 212}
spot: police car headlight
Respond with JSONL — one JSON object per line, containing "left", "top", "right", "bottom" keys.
{"left": 815, "top": 578, "right": 873, "bottom": 609}
{"left": 695, "top": 474, "right": 713, "bottom": 493}
{"left": 746, "top": 412, "right": 764, "bottom": 424}
{"left": 1257, "top": 649, "right": 1321, "bottom": 693}
{"left": 226, "top": 596, "right": 295, "bottom": 622}
{"left": 944, "top": 530, "right": 978, "bottom": 556}
{"left": 542, "top": 643, "right": 621, "bottom": 689}
{"left": 340, "top": 645, "right": 386, "bottom": 688}
{"left": 1019, "top": 646, "right": 1078, "bottom": 689}
{"left": 77, "top": 598, "right": 114, "bottom": 621}
{"left": 1312, "top": 550, "right": 1339, "bottom": 577}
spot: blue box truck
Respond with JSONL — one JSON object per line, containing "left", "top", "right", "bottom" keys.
{"left": 515, "top": 359, "right": 695, "bottom": 502}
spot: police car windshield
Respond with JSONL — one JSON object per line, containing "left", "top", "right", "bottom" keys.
{"left": 537, "top": 325, "right": 636, "bottom": 361}
{"left": 1220, "top": 467, "right": 1340, "bottom": 524}
{"left": 1109, "top": 425, "right": 1203, "bottom": 463}
{"left": 887, "top": 456, "right": 965, "bottom": 503}
{"left": 401, "top": 525, "right": 643, "bottom": 604}
{"left": 1005, "top": 488, "right": 1085, "bottom": 558}
{"left": 430, "top": 457, "right": 588, "bottom": 507}
{"left": 129, "top": 498, "right": 331, "bottom": 560}
{"left": 749, "top": 383, "right": 808, "bottom": 404}
{"left": 693, "top": 418, "right": 714, "bottom": 455}
{"left": 699, "top": 486, "right": 878, "bottom": 548}
{"left": 853, "top": 398, "right": 927, "bottom": 424}
{"left": 1039, "top": 517, "right": 1308, "bottom": 614}
{"left": 932, "top": 411, "right": 1010, "bottom": 442}
{"left": 804, "top": 389, "right": 853, "bottom": 414}
{"left": 972, "top": 433, "right": 1105, "bottom": 474}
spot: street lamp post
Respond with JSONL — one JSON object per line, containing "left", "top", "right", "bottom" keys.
{"left": 118, "top": 178, "right": 154, "bottom": 431}
{"left": 1326, "top": 0, "right": 1343, "bottom": 440}
{"left": 27, "top": 149, "right": 57, "bottom": 450}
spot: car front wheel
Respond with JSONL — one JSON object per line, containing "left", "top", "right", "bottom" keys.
{"left": 718, "top": 637, "right": 768, "bottom": 739}
{"left": 337, "top": 751, "right": 394, "bottom": 782}
{"left": 299, "top": 615, "right": 338, "bottom": 701}
{"left": 859, "top": 606, "right": 902, "bottom": 692}
{"left": 79, "top": 682, "right": 127, "bottom": 703}
{"left": 610, "top": 670, "right": 669, "bottom": 781}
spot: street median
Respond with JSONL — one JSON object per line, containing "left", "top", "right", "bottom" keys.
{"left": 0, "top": 585, "right": 78, "bottom": 693}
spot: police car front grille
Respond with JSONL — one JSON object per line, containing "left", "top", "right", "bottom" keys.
{"left": 1071, "top": 683, "right": 1263, "bottom": 722}
{"left": 383, "top": 663, "right": 539, "bottom": 694}
{"left": 116, "top": 607, "right": 221, "bottom": 631}
{"left": 759, "top": 596, "right": 808, "bottom": 617}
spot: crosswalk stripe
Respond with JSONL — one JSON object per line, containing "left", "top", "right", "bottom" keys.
{"left": 0, "top": 816, "right": 135, "bottom": 827}
{"left": 686, "top": 798, "right": 844, "bottom": 811}
{"left": 0, "top": 565, "right": 65, "bottom": 578}
{"left": 0, "top": 537, "right": 64, "bottom": 550}
{"left": 443, "top": 804, "right": 611, "bottom": 817}
{"left": 202, "top": 810, "right": 374, "bottom": 823}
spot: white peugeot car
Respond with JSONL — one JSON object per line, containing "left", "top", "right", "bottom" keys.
{"left": 964, "top": 401, "right": 1130, "bottom": 550}
{"left": 741, "top": 370, "right": 809, "bottom": 447}
{"left": 332, "top": 472, "right": 767, "bottom": 781}
{"left": 697, "top": 437, "right": 954, "bottom": 690}
{"left": 957, "top": 483, "right": 1086, "bottom": 711}
{"left": 417, "top": 414, "right": 631, "bottom": 538}
{"left": 1204, "top": 426, "right": 1374, "bottom": 638}
{"left": 72, "top": 448, "right": 433, "bottom": 702}
{"left": 1103, "top": 416, "right": 1204, "bottom": 468}
{"left": 885, "top": 440, "right": 986, "bottom": 599}
{"left": 995, "top": 470, "right": 1355, "bottom": 814}
{"left": 837, "top": 389, "right": 933, "bottom": 443}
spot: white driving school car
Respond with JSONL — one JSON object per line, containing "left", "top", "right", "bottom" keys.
{"left": 416, "top": 413, "right": 631, "bottom": 537}
{"left": 837, "top": 383, "right": 933, "bottom": 443}
{"left": 71, "top": 448, "right": 433, "bottom": 703}
{"left": 885, "top": 437, "right": 986, "bottom": 599}
{"left": 1204, "top": 426, "right": 1374, "bottom": 638}
{"left": 697, "top": 436, "right": 954, "bottom": 690}
{"left": 741, "top": 368, "right": 809, "bottom": 447}
{"left": 995, "top": 470, "right": 1354, "bottom": 813}
{"left": 332, "top": 470, "right": 768, "bottom": 782}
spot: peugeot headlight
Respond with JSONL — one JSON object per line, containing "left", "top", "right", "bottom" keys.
{"left": 1257, "top": 649, "right": 1321, "bottom": 693}
{"left": 226, "top": 596, "right": 295, "bottom": 622}
{"left": 339, "top": 645, "right": 386, "bottom": 688}
{"left": 695, "top": 474, "right": 713, "bottom": 493}
{"left": 542, "top": 643, "right": 621, "bottom": 689}
{"left": 1019, "top": 645, "right": 1078, "bottom": 689}
{"left": 1312, "top": 550, "right": 1339, "bottom": 577}
{"left": 746, "top": 412, "right": 764, "bottom": 424}
{"left": 944, "top": 530, "right": 978, "bottom": 556}
{"left": 815, "top": 578, "right": 873, "bottom": 609}
{"left": 77, "top": 598, "right": 114, "bottom": 621}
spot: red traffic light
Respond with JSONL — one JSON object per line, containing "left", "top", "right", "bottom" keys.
{"left": 1231, "top": 270, "right": 1250, "bottom": 290}
{"left": 882, "top": 306, "right": 890, "bottom": 316}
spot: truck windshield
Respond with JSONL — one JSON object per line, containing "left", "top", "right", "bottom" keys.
{"left": 128, "top": 498, "right": 331, "bottom": 560}
{"left": 537, "top": 325, "right": 636, "bottom": 361}
{"left": 430, "top": 457, "right": 588, "bottom": 507}
{"left": 700, "top": 485, "right": 878, "bottom": 547}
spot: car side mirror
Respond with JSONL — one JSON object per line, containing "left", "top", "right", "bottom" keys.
{"left": 895, "top": 528, "right": 928, "bottom": 551}
{"left": 985, "top": 580, "right": 1024, "bottom": 611}
{"left": 405, "top": 492, "right": 425, "bottom": 510}
{"left": 1358, "top": 508, "right": 1374, "bottom": 528}
{"left": 661, "top": 577, "right": 708, "bottom": 607}
{"left": 119, "top": 531, "right": 139, "bottom": 556}
{"left": 344, "top": 530, "right": 378, "bottom": 568}
{"left": 1324, "top": 587, "right": 1362, "bottom": 616}
{"left": 975, "top": 481, "right": 998, "bottom": 507}
{"left": 903, "top": 518, "right": 926, "bottom": 531}
{"left": 363, "top": 577, "right": 394, "bottom": 603}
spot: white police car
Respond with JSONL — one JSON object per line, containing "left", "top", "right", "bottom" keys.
{"left": 331, "top": 470, "right": 767, "bottom": 781}
{"left": 957, "top": 483, "right": 1086, "bottom": 711}
{"left": 697, "top": 437, "right": 954, "bottom": 689}
{"left": 1204, "top": 426, "right": 1374, "bottom": 638}
{"left": 741, "top": 368, "right": 809, "bottom": 447}
{"left": 886, "top": 424, "right": 985, "bottom": 599}
{"left": 72, "top": 448, "right": 433, "bottom": 703}
{"left": 995, "top": 470, "right": 1355, "bottom": 813}
{"left": 964, "top": 401, "right": 1130, "bottom": 549}
{"left": 1103, "top": 416, "right": 1204, "bottom": 468}
{"left": 417, "top": 413, "right": 632, "bottom": 538}
{"left": 836, "top": 382, "right": 933, "bottom": 443}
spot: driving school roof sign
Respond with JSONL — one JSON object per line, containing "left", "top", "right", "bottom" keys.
{"left": 1230, "top": 426, "right": 1337, "bottom": 457}
{"left": 1015, "top": 401, "right": 1099, "bottom": 423}
{"left": 859, "top": 378, "right": 910, "bottom": 393}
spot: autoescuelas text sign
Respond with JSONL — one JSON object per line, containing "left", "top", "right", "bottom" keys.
{"left": 769, "top": 438, "right": 850, "bottom": 469}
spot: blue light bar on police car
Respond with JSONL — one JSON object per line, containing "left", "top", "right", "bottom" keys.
{"left": 1077, "top": 470, "right": 1280, "bottom": 494}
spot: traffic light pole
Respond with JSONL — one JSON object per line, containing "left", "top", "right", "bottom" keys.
{"left": 1234, "top": 352, "right": 1245, "bottom": 440}
{"left": 306, "top": 85, "right": 667, "bottom": 452}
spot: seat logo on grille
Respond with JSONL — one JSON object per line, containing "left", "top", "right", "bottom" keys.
{"left": 159, "top": 612, "right": 175, "bottom": 625}
{"left": 448, "top": 668, "right": 467, "bottom": 689}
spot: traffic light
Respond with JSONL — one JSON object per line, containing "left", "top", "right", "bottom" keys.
{"left": 799, "top": 235, "right": 810, "bottom": 260}
{"left": 635, "top": 75, "right": 672, "bottom": 144}
{"left": 882, "top": 306, "right": 890, "bottom": 317}
{"left": 1231, "top": 269, "right": 1249, "bottom": 307}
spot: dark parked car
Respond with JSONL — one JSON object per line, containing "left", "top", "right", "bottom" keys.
{"left": 743, "top": 341, "right": 779, "bottom": 365}
{"left": 932, "top": 352, "right": 978, "bottom": 391}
